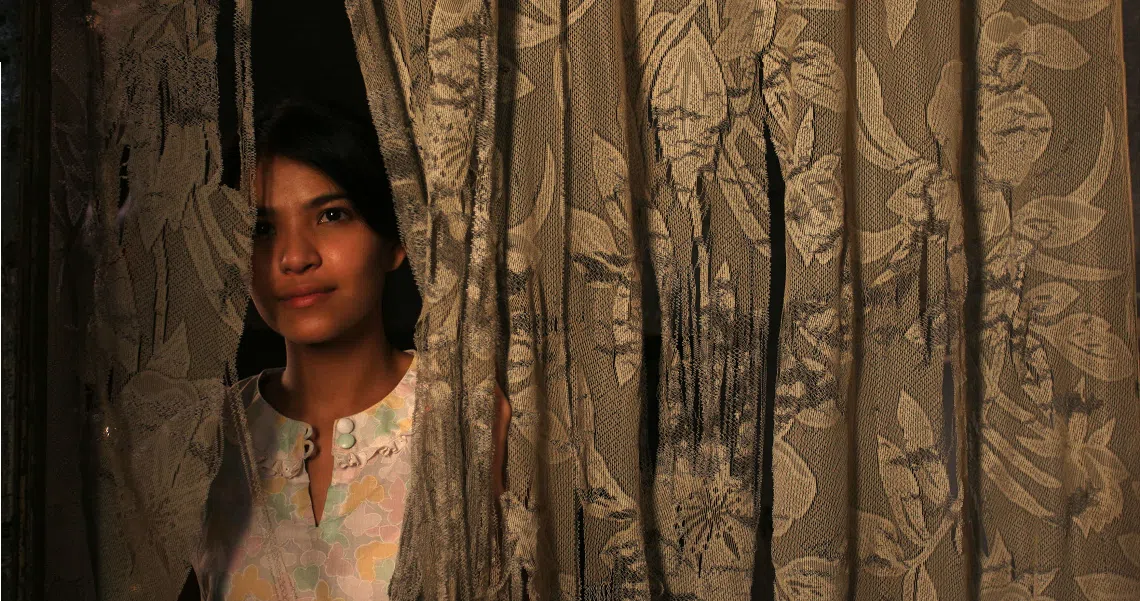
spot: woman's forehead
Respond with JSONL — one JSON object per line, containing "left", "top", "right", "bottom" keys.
{"left": 254, "top": 157, "right": 343, "bottom": 210}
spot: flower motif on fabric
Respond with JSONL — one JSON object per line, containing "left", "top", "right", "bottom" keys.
{"left": 225, "top": 565, "right": 274, "bottom": 601}
{"left": 780, "top": 107, "right": 842, "bottom": 267}
{"left": 670, "top": 444, "right": 752, "bottom": 572}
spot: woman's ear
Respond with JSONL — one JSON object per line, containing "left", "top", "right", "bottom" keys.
{"left": 386, "top": 241, "right": 407, "bottom": 272}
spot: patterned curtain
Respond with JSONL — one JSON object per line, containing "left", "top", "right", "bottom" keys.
{"left": 62, "top": 0, "right": 1138, "bottom": 600}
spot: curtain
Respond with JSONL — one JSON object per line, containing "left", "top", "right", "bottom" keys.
{"left": 64, "top": 0, "right": 1138, "bottom": 600}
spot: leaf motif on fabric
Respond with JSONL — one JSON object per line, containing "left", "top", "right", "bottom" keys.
{"left": 181, "top": 195, "right": 247, "bottom": 335}
{"left": 569, "top": 208, "right": 629, "bottom": 288}
{"left": 510, "top": 353, "right": 575, "bottom": 467}
{"left": 979, "top": 188, "right": 1011, "bottom": 242}
{"left": 987, "top": 426, "right": 1061, "bottom": 489}
{"left": 1026, "top": 23, "right": 1090, "bottom": 69}
{"left": 855, "top": 48, "right": 921, "bottom": 172}
{"left": 136, "top": 123, "right": 210, "bottom": 249}
{"left": 509, "top": 145, "right": 557, "bottom": 245}
{"left": 775, "top": 556, "right": 844, "bottom": 601}
{"left": 712, "top": 261, "right": 736, "bottom": 316}
{"left": 1014, "top": 197, "right": 1105, "bottom": 249}
{"left": 1069, "top": 108, "right": 1117, "bottom": 205}
{"left": 499, "top": 54, "right": 535, "bottom": 103}
{"left": 506, "top": 321, "right": 536, "bottom": 390}
{"left": 978, "top": 12, "right": 1032, "bottom": 88}
{"left": 651, "top": 25, "right": 728, "bottom": 200}
{"left": 897, "top": 391, "right": 950, "bottom": 510}
{"left": 147, "top": 322, "right": 191, "bottom": 379}
{"left": 982, "top": 444, "right": 1053, "bottom": 517}
{"left": 582, "top": 448, "right": 639, "bottom": 523}
{"left": 795, "top": 394, "right": 841, "bottom": 430}
{"left": 785, "top": 107, "right": 843, "bottom": 267}
{"left": 712, "top": 1, "right": 777, "bottom": 62}
{"left": 980, "top": 533, "right": 1060, "bottom": 600}
{"left": 1028, "top": 252, "right": 1123, "bottom": 282}
{"left": 773, "top": 14, "right": 808, "bottom": 50}
{"left": 1021, "top": 282, "right": 1079, "bottom": 319}
{"left": 1031, "top": 0, "right": 1111, "bottom": 21}
{"left": 605, "top": 201, "right": 631, "bottom": 243}
{"left": 1043, "top": 313, "right": 1133, "bottom": 382}
{"left": 423, "top": 0, "right": 482, "bottom": 203}
{"left": 860, "top": 225, "right": 907, "bottom": 264}
{"left": 877, "top": 435, "right": 929, "bottom": 545}
{"left": 857, "top": 511, "right": 908, "bottom": 577}
{"left": 542, "top": 412, "right": 578, "bottom": 468}
{"left": 884, "top": 0, "right": 917, "bottom": 47}
{"left": 790, "top": 41, "right": 845, "bottom": 113}
{"left": 981, "top": 530, "right": 1013, "bottom": 592}
{"left": 772, "top": 439, "right": 816, "bottom": 537}
{"left": 792, "top": 299, "right": 840, "bottom": 353}
{"left": 500, "top": 492, "right": 540, "bottom": 572}
{"left": 598, "top": 520, "right": 651, "bottom": 597}
{"left": 718, "top": 158, "right": 770, "bottom": 246}
{"left": 762, "top": 54, "right": 797, "bottom": 138}
{"left": 420, "top": 260, "right": 459, "bottom": 305}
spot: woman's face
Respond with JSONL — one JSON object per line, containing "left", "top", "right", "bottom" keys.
{"left": 251, "top": 156, "right": 405, "bottom": 346}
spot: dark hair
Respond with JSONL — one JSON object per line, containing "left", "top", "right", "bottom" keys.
{"left": 255, "top": 99, "right": 399, "bottom": 241}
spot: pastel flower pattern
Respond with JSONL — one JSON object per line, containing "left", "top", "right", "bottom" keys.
{"left": 194, "top": 358, "right": 417, "bottom": 601}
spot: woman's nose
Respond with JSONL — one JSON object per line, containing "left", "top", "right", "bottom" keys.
{"left": 278, "top": 231, "right": 321, "bottom": 274}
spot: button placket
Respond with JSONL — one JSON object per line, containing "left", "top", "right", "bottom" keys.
{"left": 335, "top": 417, "right": 356, "bottom": 449}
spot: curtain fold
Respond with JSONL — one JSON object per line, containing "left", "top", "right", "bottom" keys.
{"left": 65, "top": 0, "right": 1138, "bottom": 600}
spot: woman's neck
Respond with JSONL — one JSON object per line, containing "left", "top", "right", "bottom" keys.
{"left": 273, "top": 325, "right": 409, "bottom": 426}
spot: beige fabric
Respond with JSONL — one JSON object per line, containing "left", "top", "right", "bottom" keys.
{"left": 68, "top": 0, "right": 1138, "bottom": 600}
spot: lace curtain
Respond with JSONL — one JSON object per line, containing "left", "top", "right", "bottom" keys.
{"left": 53, "top": 0, "right": 1139, "bottom": 600}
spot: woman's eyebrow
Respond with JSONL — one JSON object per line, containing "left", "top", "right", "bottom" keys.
{"left": 306, "top": 193, "right": 350, "bottom": 209}
{"left": 256, "top": 193, "right": 350, "bottom": 218}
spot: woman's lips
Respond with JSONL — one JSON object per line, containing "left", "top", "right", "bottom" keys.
{"left": 281, "top": 289, "right": 334, "bottom": 309}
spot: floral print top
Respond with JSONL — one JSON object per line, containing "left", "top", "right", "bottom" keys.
{"left": 194, "top": 357, "right": 417, "bottom": 601}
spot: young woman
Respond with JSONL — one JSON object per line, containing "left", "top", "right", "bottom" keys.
{"left": 186, "top": 100, "right": 508, "bottom": 601}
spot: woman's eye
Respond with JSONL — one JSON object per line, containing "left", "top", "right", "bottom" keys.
{"left": 318, "top": 207, "right": 350, "bottom": 224}
{"left": 252, "top": 221, "right": 274, "bottom": 238}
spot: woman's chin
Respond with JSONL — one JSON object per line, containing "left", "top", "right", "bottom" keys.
{"left": 278, "top": 319, "right": 345, "bottom": 346}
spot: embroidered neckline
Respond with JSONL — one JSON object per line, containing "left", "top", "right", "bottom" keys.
{"left": 246, "top": 354, "right": 417, "bottom": 479}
